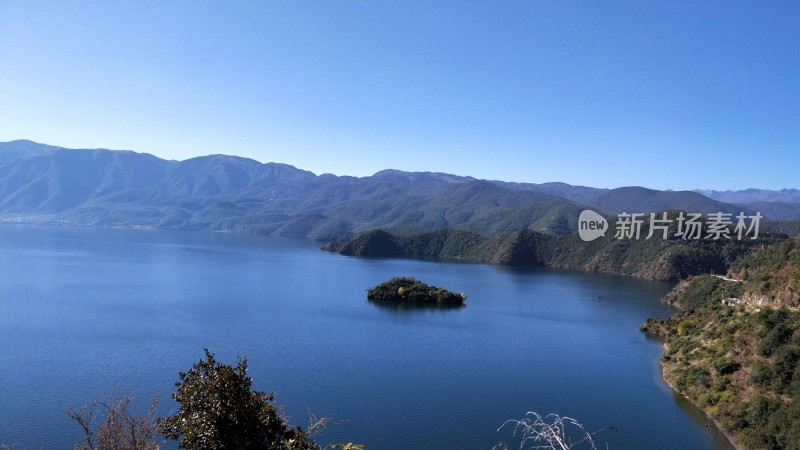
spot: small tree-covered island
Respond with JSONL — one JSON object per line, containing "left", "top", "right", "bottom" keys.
{"left": 367, "top": 277, "right": 466, "bottom": 305}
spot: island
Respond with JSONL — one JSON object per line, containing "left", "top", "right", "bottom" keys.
{"left": 367, "top": 277, "right": 466, "bottom": 305}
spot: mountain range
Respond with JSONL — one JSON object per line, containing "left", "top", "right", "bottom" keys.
{"left": 0, "top": 140, "right": 797, "bottom": 237}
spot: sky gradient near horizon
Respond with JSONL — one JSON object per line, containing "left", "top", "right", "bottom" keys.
{"left": 1, "top": 1, "right": 798, "bottom": 190}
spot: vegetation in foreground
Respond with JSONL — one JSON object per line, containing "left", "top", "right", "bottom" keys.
{"left": 493, "top": 412, "right": 614, "bottom": 450}
{"left": 159, "top": 349, "right": 319, "bottom": 450}
{"left": 71, "top": 395, "right": 160, "bottom": 450}
{"left": 367, "top": 276, "right": 466, "bottom": 305}
{"left": 69, "top": 349, "right": 324, "bottom": 450}
{"left": 642, "top": 237, "right": 800, "bottom": 449}
{"left": 54, "top": 349, "right": 605, "bottom": 450}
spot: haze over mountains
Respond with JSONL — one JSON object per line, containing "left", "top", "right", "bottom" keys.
{"left": 0, "top": 140, "right": 797, "bottom": 237}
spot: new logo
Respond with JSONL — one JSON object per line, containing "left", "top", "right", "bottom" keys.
{"left": 578, "top": 210, "right": 608, "bottom": 242}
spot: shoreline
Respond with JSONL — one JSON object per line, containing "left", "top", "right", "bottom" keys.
{"left": 657, "top": 344, "right": 740, "bottom": 450}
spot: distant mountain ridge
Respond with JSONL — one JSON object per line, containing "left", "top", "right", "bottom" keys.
{"left": 0, "top": 140, "right": 797, "bottom": 236}
{"left": 695, "top": 189, "right": 800, "bottom": 223}
{"left": 696, "top": 188, "right": 800, "bottom": 204}
{"left": 586, "top": 186, "right": 752, "bottom": 216}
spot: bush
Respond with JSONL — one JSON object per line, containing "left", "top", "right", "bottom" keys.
{"left": 769, "top": 346, "right": 800, "bottom": 393}
{"left": 750, "top": 361, "right": 773, "bottom": 387}
{"left": 70, "top": 395, "right": 161, "bottom": 450}
{"left": 677, "top": 319, "right": 699, "bottom": 336}
{"left": 158, "top": 349, "right": 317, "bottom": 450}
{"left": 757, "top": 323, "right": 792, "bottom": 357}
{"left": 712, "top": 357, "right": 741, "bottom": 376}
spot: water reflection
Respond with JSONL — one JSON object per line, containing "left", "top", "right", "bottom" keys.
{"left": 367, "top": 298, "right": 466, "bottom": 312}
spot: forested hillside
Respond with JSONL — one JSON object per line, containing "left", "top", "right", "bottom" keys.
{"left": 642, "top": 237, "right": 800, "bottom": 449}
{"left": 323, "top": 219, "right": 780, "bottom": 281}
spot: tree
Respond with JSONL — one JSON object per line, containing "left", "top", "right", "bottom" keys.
{"left": 158, "top": 349, "right": 318, "bottom": 450}
{"left": 69, "top": 395, "right": 161, "bottom": 450}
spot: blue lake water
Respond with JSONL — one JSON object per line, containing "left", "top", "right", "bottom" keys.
{"left": 0, "top": 224, "right": 732, "bottom": 449}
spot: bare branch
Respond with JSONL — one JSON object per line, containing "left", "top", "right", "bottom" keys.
{"left": 307, "top": 409, "right": 339, "bottom": 437}
{"left": 496, "top": 411, "right": 614, "bottom": 450}
{"left": 69, "top": 395, "right": 162, "bottom": 450}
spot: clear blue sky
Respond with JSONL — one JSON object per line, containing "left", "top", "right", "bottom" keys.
{"left": 1, "top": 1, "right": 797, "bottom": 190}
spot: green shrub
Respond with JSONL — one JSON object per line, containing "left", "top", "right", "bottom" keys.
{"left": 712, "top": 357, "right": 741, "bottom": 376}
{"left": 677, "top": 319, "right": 699, "bottom": 336}
{"left": 750, "top": 361, "right": 773, "bottom": 387}
{"left": 159, "top": 349, "right": 317, "bottom": 450}
{"left": 758, "top": 323, "right": 792, "bottom": 357}
{"left": 770, "top": 346, "right": 800, "bottom": 393}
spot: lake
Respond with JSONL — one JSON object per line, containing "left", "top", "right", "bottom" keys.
{"left": 0, "top": 224, "right": 732, "bottom": 449}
